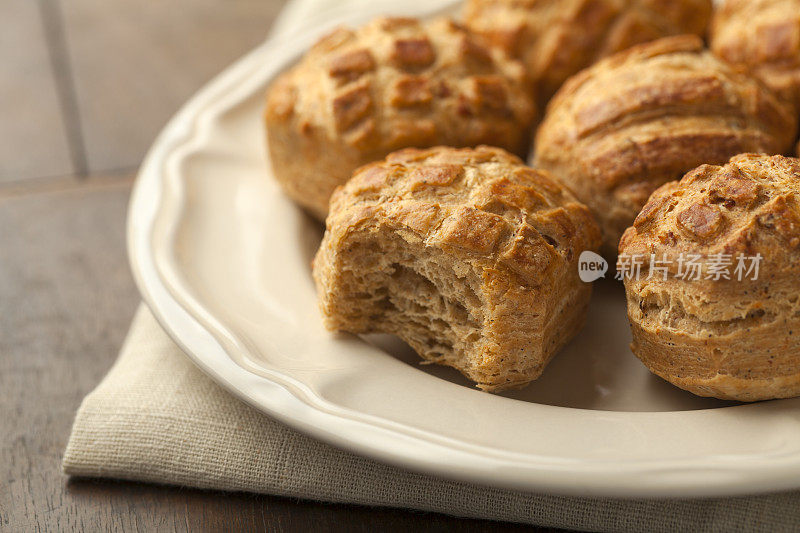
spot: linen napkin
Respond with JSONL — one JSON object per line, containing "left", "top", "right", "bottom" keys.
{"left": 63, "top": 0, "right": 800, "bottom": 530}
{"left": 63, "top": 306, "right": 800, "bottom": 532}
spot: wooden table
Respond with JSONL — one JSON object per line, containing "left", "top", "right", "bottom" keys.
{"left": 0, "top": 1, "right": 555, "bottom": 530}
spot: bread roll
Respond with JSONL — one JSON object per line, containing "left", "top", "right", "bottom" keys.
{"left": 534, "top": 36, "right": 797, "bottom": 255}
{"left": 711, "top": 0, "right": 800, "bottom": 112}
{"left": 619, "top": 153, "right": 800, "bottom": 402}
{"left": 312, "top": 146, "right": 601, "bottom": 392}
{"left": 265, "top": 17, "right": 536, "bottom": 219}
{"left": 463, "top": 0, "right": 712, "bottom": 106}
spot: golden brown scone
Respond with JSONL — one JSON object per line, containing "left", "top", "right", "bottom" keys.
{"left": 619, "top": 153, "right": 800, "bottom": 402}
{"left": 312, "top": 146, "right": 601, "bottom": 392}
{"left": 463, "top": 0, "right": 712, "bottom": 106}
{"left": 533, "top": 36, "right": 798, "bottom": 256}
{"left": 711, "top": 0, "right": 800, "bottom": 112}
{"left": 265, "top": 17, "right": 536, "bottom": 220}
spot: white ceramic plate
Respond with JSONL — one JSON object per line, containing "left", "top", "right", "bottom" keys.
{"left": 128, "top": 0, "right": 800, "bottom": 498}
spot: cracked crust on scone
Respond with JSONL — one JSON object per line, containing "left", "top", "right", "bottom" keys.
{"left": 312, "top": 146, "right": 601, "bottom": 392}
{"left": 533, "top": 36, "right": 798, "bottom": 256}
{"left": 463, "top": 0, "right": 712, "bottom": 106}
{"left": 264, "top": 17, "right": 537, "bottom": 220}
{"left": 711, "top": 0, "right": 800, "bottom": 113}
{"left": 619, "top": 153, "right": 800, "bottom": 402}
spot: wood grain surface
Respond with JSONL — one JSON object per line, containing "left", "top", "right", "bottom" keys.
{"left": 0, "top": 0, "right": 558, "bottom": 530}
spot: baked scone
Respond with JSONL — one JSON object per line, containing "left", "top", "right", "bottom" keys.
{"left": 463, "top": 0, "right": 712, "bottom": 106}
{"left": 533, "top": 36, "right": 798, "bottom": 256}
{"left": 265, "top": 17, "right": 537, "bottom": 219}
{"left": 312, "top": 146, "right": 601, "bottom": 392}
{"left": 711, "top": 0, "right": 800, "bottom": 112}
{"left": 619, "top": 153, "right": 800, "bottom": 402}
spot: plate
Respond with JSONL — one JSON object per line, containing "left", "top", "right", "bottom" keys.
{"left": 128, "top": 0, "right": 800, "bottom": 498}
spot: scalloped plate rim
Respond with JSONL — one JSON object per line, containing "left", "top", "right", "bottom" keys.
{"left": 127, "top": 0, "right": 800, "bottom": 499}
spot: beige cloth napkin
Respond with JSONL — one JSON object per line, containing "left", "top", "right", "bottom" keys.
{"left": 63, "top": 305, "right": 800, "bottom": 532}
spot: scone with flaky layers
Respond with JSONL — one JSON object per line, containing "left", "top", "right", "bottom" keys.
{"left": 619, "top": 153, "right": 800, "bottom": 402}
{"left": 463, "top": 0, "right": 712, "bottom": 106}
{"left": 265, "top": 17, "right": 536, "bottom": 220}
{"left": 312, "top": 146, "right": 600, "bottom": 392}
{"left": 534, "top": 36, "right": 798, "bottom": 256}
{"left": 711, "top": 0, "right": 800, "bottom": 112}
